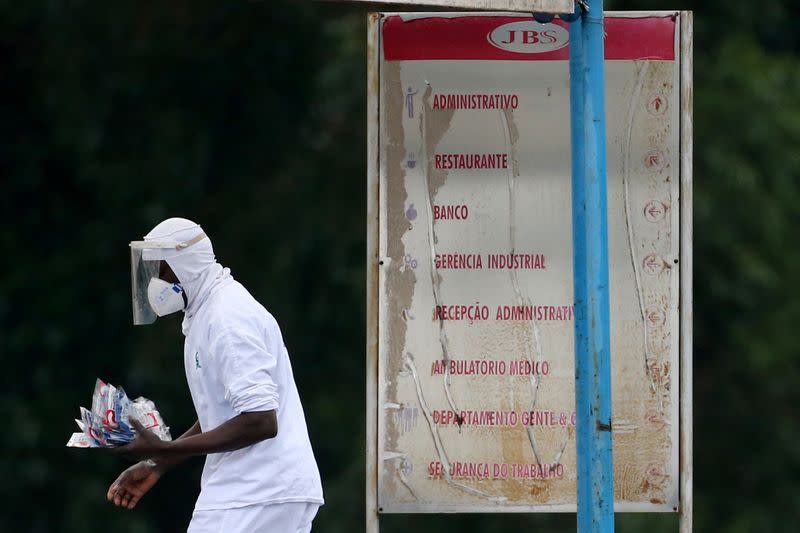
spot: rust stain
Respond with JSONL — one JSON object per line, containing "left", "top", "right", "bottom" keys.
{"left": 612, "top": 57, "right": 678, "bottom": 506}
{"left": 382, "top": 61, "right": 415, "bottom": 489}
{"left": 366, "top": 14, "right": 380, "bottom": 98}
{"left": 529, "top": 481, "right": 549, "bottom": 497}
{"left": 498, "top": 408, "right": 529, "bottom": 501}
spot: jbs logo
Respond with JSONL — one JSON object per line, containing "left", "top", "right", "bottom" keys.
{"left": 488, "top": 21, "right": 569, "bottom": 54}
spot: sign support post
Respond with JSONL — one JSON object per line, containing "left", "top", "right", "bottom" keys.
{"left": 568, "top": 1, "right": 615, "bottom": 532}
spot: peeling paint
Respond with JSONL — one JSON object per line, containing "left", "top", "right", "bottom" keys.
{"left": 376, "top": 12, "right": 683, "bottom": 513}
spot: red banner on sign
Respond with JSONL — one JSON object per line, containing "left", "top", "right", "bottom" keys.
{"left": 383, "top": 15, "right": 676, "bottom": 61}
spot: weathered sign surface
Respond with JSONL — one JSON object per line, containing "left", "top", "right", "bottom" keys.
{"left": 372, "top": 12, "right": 688, "bottom": 513}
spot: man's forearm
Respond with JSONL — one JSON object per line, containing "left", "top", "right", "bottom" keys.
{"left": 151, "top": 420, "right": 202, "bottom": 473}
{"left": 158, "top": 411, "right": 276, "bottom": 459}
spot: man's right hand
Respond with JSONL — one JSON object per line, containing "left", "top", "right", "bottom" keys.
{"left": 107, "top": 460, "right": 161, "bottom": 510}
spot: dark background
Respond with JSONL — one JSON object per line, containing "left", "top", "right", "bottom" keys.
{"left": 2, "top": 0, "right": 797, "bottom": 531}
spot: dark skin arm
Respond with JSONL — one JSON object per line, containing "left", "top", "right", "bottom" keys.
{"left": 107, "top": 420, "right": 201, "bottom": 510}
{"left": 151, "top": 420, "right": 201, "bottom": 473}
{"left": 117, "top": 410, "right": 278, "bottom": 461}
{"left": 107, "top": 412, "right": 277, "bottom": 509}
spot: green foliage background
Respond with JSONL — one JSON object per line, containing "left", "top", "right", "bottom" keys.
{"left": 1, "top": 0, "right": 797, "bottom": 531}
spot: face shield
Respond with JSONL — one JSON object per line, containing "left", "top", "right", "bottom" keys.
{"left": 129, "top": 233, "right": 206, "bottom": 325}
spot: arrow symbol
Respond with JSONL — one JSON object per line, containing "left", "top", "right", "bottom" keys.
{"left": 645, "top": 305, "right": 665, "bottom": 326}
{"left": 645, "top": 410, "right": 667, "bottom": 429}
{"left": 644, "top": 151, "right": 665, "bottom": 171}
{"left": 647, "top": 94, "right": 668, "bottom": 115}
{"left": 643, "top": 254, "right": 662, "bottom": 275}
{"left": 644, "top": 201, "right": 666, "bottom": 222}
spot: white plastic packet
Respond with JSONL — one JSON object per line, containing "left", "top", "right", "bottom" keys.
{"left": 66, "top": 378, "right": 171, "bottom": 448}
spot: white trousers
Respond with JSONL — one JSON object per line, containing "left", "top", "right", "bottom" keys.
{"left": 187, "top": 502, "right": 320, "bottom": 533}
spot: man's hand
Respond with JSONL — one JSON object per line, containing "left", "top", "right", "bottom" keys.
{"left": 107, "top": 460, "right": 161, "bottom": 510}
{"left": 113, "top": 417, "right": 170, "bottom": 461}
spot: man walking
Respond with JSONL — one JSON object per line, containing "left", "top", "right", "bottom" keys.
{"left": 108, "top": 217, "right": 323, "bottom": 532}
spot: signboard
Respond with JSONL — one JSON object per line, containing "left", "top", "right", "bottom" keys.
{"left": 333, "top": 1, "right": 576, "bottom": 14}
{"left": 367, "top": 11, "right": 692, "bottom": 515}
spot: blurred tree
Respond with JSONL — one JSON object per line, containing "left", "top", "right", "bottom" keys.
{"left": 0, "top": 1, "right": 366, "bottom": 531}
{"left": 0, "top": 0, "right": 798, "bottom": 532}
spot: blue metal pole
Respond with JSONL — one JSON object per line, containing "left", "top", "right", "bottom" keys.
{"left": 568, "top": 0, "right": 614, "bottom": 531}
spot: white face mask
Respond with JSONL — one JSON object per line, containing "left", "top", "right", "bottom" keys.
{"left": 147, "top": 278, "right": 186, "bottom": 317}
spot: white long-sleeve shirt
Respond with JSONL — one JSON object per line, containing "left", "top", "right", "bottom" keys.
{"left": 182, "top": 279, "right": 324, "bottom": 511}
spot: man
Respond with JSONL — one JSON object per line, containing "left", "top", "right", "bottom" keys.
{"left": 108, "top": 217, "right": 324, "bottom": 532}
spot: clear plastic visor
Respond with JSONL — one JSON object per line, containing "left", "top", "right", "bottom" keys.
{"left": 129, "top": 234, "right": 206, "bottom": 325}
{"left": 130, "top": 245, "right": 163, "bottom": 325}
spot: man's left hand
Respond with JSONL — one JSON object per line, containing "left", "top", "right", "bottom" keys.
{"left": 113, "top": 417, "right": 170, "bottom": 460}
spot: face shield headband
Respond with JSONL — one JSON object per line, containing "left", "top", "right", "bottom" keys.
{"left": 129, "top": 233, "right": 207, "bottom": 325}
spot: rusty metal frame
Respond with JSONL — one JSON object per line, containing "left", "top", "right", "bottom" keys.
{"left": 366, "top": 12, "right": 382, "bottom": 533}
{"left": 678, "top": 10, "right": 694, "bottom": 533}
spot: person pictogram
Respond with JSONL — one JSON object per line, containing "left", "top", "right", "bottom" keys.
{"left": 406, "top": 86, "right": 419, "bottom": 118}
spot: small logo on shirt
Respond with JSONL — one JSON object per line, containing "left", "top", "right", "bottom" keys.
{"left": 195, "top": 351, "right": 202, "bottom": 369}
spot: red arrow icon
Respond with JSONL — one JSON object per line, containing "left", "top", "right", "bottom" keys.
{"left": 643, "top": 254, "right": 663, "bottom": 275}
{"left": 647, "top": 94, "right": 668, "bottom": 115}
{"left": 644, "top": 201, "right": 666, "bottom": 222}
{"left": 645, "top": 409, "right": 667, "bottom": 430}
{"left": 646, "top": 464, "right": 667, "bottom": 486}
{"left": 645, "top": 305, "right": 665, "bottom": 326}
{"left": 644, "top": 150, "right": 665, "bottom": 172}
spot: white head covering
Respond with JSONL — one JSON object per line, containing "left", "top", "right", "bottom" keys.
{"left": 143, "top": 217, "right": 233, "bottom": 335}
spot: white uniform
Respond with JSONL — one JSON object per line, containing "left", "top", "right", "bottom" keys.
{"left": 140, "top": 219, "right": 323, "bottom": 532}
{"left": 188, "top": 502, "right": 319, "bottom": 533}
{"left": 182, "top": 280, "right": 324, "bottom": 530}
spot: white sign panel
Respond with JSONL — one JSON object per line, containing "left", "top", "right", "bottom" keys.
{"left": 371, "top": 12, "right": 690, "bottom": 513}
